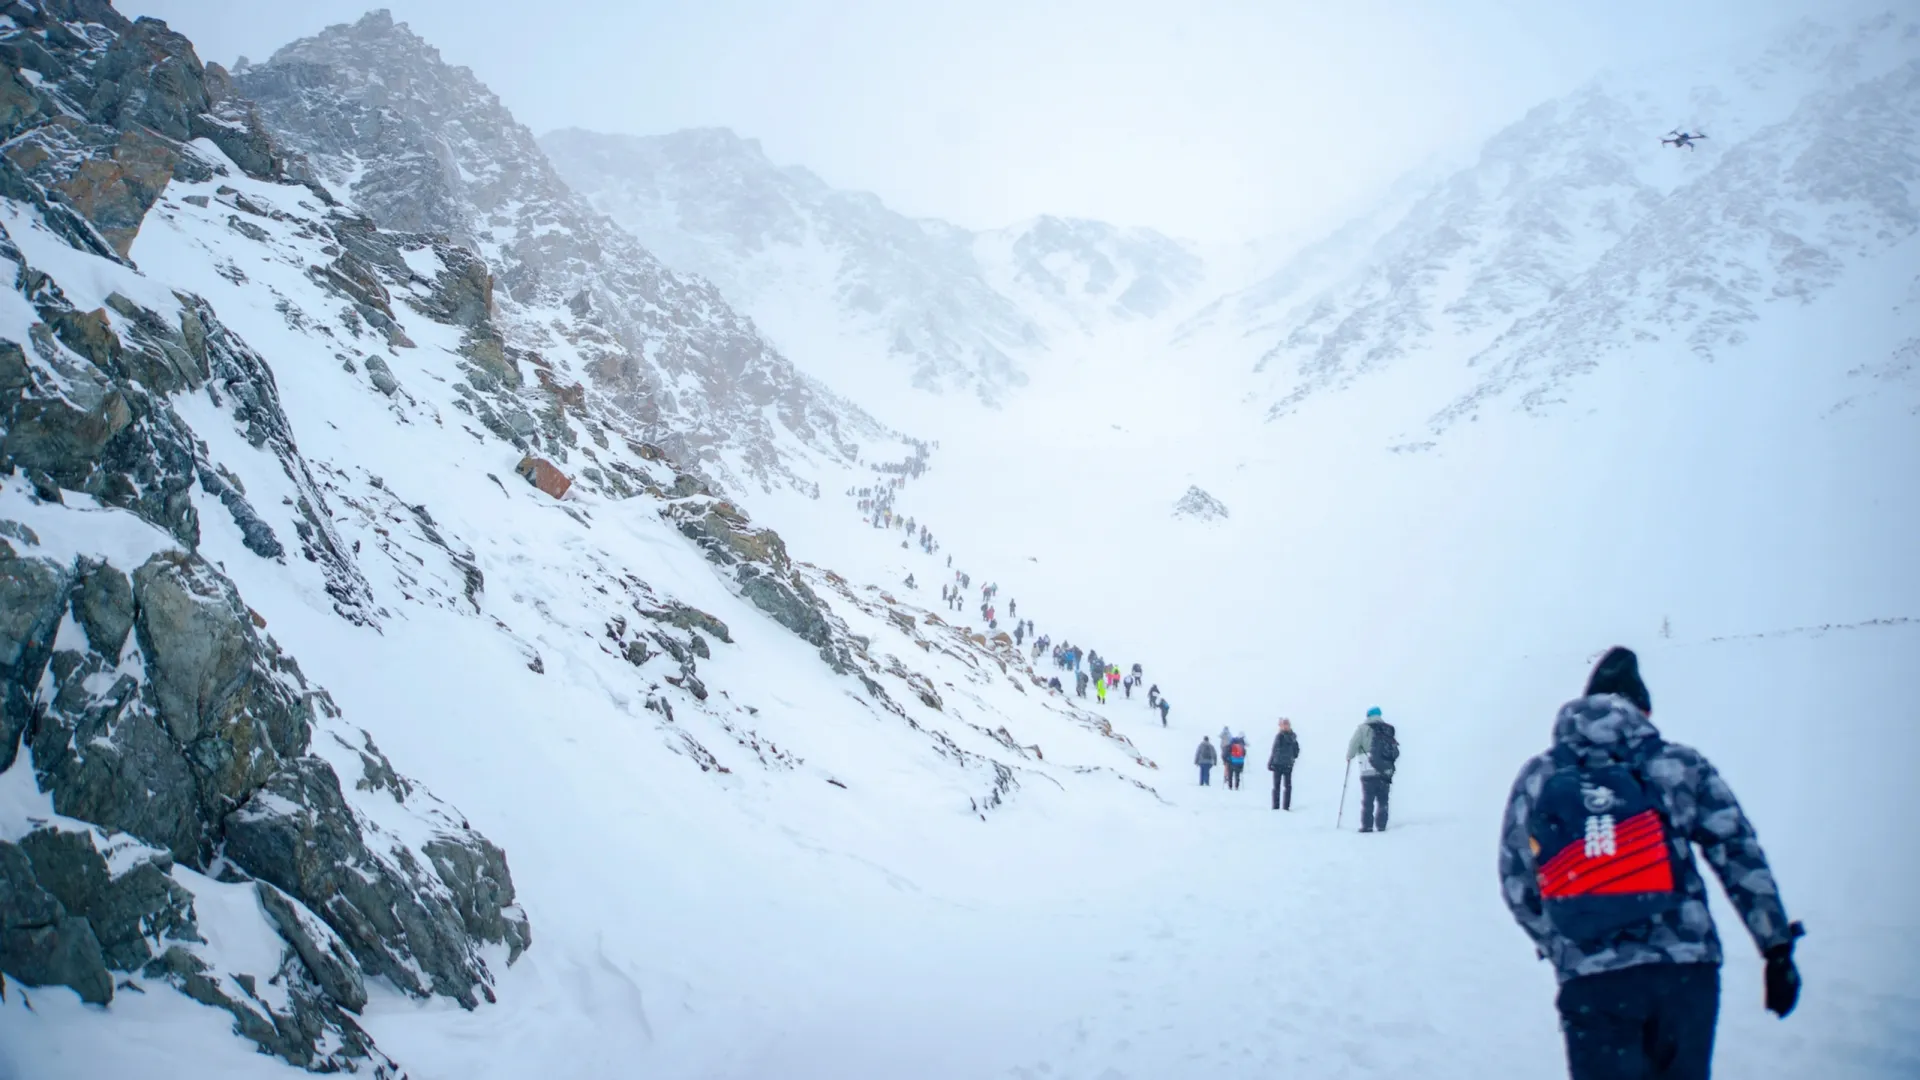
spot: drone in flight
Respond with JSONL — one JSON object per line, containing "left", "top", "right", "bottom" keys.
{"left": 1662, "top": 129, "right": 1708, "bottom": 150}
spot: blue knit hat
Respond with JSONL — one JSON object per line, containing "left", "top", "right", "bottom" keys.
{"left": 1366, "top": 706, "right": 1382, "bottom": 718}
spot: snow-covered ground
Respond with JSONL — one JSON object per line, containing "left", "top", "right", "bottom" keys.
{"left": 8, "top": 182, "right": 1917, "bottom": 1077}
{"left": 3, "top": 7, "right": 1917, "bottom": 1080}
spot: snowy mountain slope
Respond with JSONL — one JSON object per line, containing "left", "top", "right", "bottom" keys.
{"left": 540, "top": 127, "right": 1207, "bottom": 415}
{"left": 1200, "top": 11, "right": 1920, "bottom": 435}
{"left": 230, "top": 11, "right": 891, "bottom": 493}
{"left": 975, "top": 214, "right": 1207, "bottom": 330}
{"left": 1437, "top": 23, "right": 1920, "bottom": 430}
{"left": 0, "top": 4, "right": 1914, "bottom": 1079}
{"left": 0, "top": 6, "right": 1174, "bottom": 1073}
{"left": 1173, "top": 158, "right": 1461, "bottom": 348}
{"left": 539, "top": 126, "right": 1041, "bottom": 407}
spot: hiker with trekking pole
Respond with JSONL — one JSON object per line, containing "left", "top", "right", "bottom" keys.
{"left": 1340, "top": 707, "right": 1399, "bottom": 831}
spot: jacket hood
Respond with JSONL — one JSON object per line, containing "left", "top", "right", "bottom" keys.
{"left": 1552, "top": 694, "right": 1662, "bottom": 761}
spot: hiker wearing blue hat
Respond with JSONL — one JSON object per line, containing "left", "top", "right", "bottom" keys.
{"left": 1345, "top": 706, "right": 1400, "bottom": 832}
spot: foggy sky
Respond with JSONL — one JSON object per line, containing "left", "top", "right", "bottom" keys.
{"left": 127, "top": 0, "right": 1824, "bottom": 243}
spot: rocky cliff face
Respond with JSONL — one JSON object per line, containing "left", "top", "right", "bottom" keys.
{"left": 0, "top": 0, "right": 282, "bottom": 261}
{"left": 0, "top": 3, "right": 529, "bottom": 1070}
{"left": 234, "top": 11, "right": 891, "bottom": 490}
{"left": 0, "top": 526, "right": 527, "bottom": 1073}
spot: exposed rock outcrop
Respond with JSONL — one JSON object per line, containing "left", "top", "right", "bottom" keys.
{"left": 516, "top": 454, "right": 572, "bottom": 499}
{"left": 0, "top": 1, "right": 284, "bottom": 259}
{"left": 0, "top": 533, "right": 527, "bottom": 1070}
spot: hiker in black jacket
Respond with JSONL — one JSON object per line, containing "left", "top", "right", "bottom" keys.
{"left": 1268, "top": 718, "right": 1300, "bottom": 810}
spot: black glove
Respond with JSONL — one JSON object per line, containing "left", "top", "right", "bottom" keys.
{"left": 1764, "top": 921, "right": 1807, "bottom": 1018}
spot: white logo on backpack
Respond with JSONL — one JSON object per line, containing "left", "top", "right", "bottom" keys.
{"left": 1584, "top": 814, "right": 1618, "bottom": 858}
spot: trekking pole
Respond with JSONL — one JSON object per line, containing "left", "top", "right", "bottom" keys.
{"left": 1336, "top": 759, "right": 1352, "bottom": 829}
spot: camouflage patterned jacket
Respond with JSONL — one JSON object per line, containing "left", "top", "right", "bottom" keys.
{"left": 1498, "top": 694, "right": 1795, "bottom": 983}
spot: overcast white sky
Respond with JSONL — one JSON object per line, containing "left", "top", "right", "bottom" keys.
{"left": 127, "top": 1, "right": 1822, "bottom": 242}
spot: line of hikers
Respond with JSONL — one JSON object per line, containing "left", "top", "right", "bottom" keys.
{"left": 846, "top": 447, "right": 1193, "bottom": 737}
{"left": 1047, "top": 649, "right": 1164, "bottom": 716}
{"left": 1192, "top": 709, "right": 1395, "bottom": 823}
{"left": 874, "top": 477, "right": 1801, "bottom": 1080}
{"left": 1185, "top": 648, "right": 1805, "bottom": 1079}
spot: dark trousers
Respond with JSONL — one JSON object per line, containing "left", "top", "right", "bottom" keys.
{"left": 1271, "top": 764, "right": 1293, "bottom": 809}
{"left": 1557, "top": 964, "right": 1719, "bottom": 1080}
{"left": 1359, "top": 774, "right": 1391, "bottom": 830}
{"left": 1199, "top": 764, "right": 1212, "bottom": 786}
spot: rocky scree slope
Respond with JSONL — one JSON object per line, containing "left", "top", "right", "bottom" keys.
{"left": 1227, "top": 11, "right": 1920, "bottom": 437}
{"left": 0, "top": 2, "right": 526, "bottom": 1073}
{"left": 541, "top": 126, "right": 1206, "bottom": 406}
{"left": 234, "top": 10, "right": 892, "bottom": 492}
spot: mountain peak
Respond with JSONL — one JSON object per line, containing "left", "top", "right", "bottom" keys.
{"left": 268, "top": 6, "right": 440, "bottom": 69}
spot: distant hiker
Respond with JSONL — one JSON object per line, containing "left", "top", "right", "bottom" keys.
{"left": 1500, "top": 647, "right": 1804, "bottom": 1080}
{"left": 1158, "top": 698, "right": 1171, "bottom": 725}
{"left": 1076, "top": 670, "right": 1090, "bottom": 698}
{"left": 1131, "top": 662, "right": 1143, "bottom": 681}
{"left": 1346, "top": 707, "right": 1399, "bottom": 832}
{"left": 1009, "top": 599, "right": 1017, "bottom": 619}
{"left": 1196, "top": 737, "right": 1217, "bottom": 786}
{"left": 1148, "top": 684, "right": 1161, "bottom": 708}
{"left": 1048, "top": 676, "right": 1062, "bottom": 693}
{"left": 904, "top": 573, "right": 916, "bottom": 589}
{"left": 1269, "top": 719, "right": 1300, "bottom": 811}
{"left": 1096, "top": 677, "right": 1108, "bottom": 705}
{"left": 1108, "top": 667, "right": 1120, "bottom": 689}
{"left": 1220, "top": 725, "right": 1232, "bottom": 754}
{"left": 1123, "top": 675, "right": 1135, "bottom": 700}
{"left": 1225, "top": 734, "right": 1248, "bottom": 789}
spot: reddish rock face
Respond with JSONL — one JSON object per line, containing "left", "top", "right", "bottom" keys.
{"left": 515, "top": 455, "right": 571, "bottom": 499}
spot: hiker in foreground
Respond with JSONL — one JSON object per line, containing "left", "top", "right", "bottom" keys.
{"left": 1269, "top": 718, "right": 1299, "bottom": 810}
{"left": 1195, "top": 737, "right": 1217, "bottom": 786}
{"left": 1499, "top": 647, "right": 1803, "bottom": 1080}
{"left": 1345, "top": 707, "right": 1398, "bottom": 832}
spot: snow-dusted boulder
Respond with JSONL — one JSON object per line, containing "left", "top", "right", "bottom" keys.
{"left": 1173, "top": 486, "right": 1229, "bottom": 521}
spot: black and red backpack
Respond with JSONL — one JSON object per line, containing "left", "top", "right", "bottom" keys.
{"left": 1528, "top": 739, "right": 1691, "bottom": 945}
